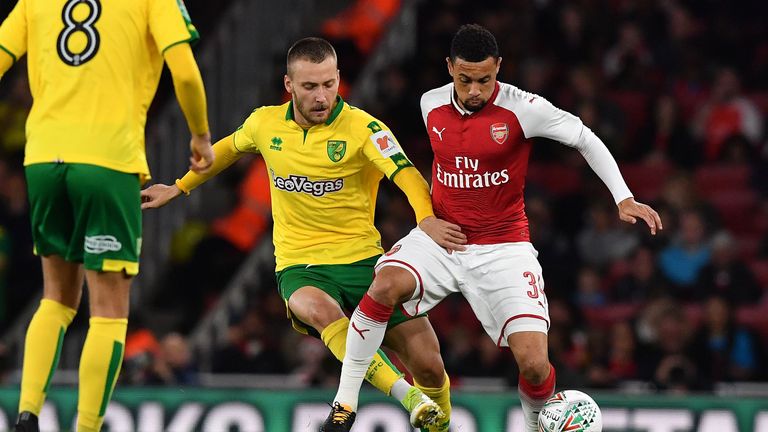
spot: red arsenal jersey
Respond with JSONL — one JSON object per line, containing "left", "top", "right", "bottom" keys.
{"left": 421, "top": 82, "right": 584, "bottom": 244}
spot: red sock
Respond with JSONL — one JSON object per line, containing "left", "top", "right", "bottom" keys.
{"left": 358, "top": 293, "right": 394, "bottom": 323}
{"left": 519, "top": 364, "right": 556, "bottom": 400}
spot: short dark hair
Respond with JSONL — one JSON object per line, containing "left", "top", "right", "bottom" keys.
{"left": 286, "top": 37, "right": 337, "bottom": 73}
{"left": 450, "top": 24, "right": 499, "bottom": 62}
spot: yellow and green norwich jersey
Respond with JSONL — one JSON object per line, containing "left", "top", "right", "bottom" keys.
{"left": 234, "top": 97, "right": 415, "bottom": 270}
{"left": 0, "top": 0, "right": 199, "bottom": 177}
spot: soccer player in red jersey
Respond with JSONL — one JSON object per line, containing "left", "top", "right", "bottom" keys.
{"left": 325, "top": 24, "right": 662, "bottom": 432}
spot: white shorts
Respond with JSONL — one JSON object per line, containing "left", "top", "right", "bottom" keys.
{"left": 376, "top": 228, "right": 550, "bottom": 347}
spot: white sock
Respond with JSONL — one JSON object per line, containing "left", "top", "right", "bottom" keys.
{"left": 518, "top": 365, "right": 556, "bottom": 432}
{"left": 390, "top": 378, "right": 411, "bottom": 402}
{"left": 519, "top": 389, "right": 547, "bottom": 432}
{"left": 333, "top": 306, "right": 388, "bottom": 411}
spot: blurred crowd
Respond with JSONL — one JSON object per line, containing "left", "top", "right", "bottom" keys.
{"left": 3, "top": 0, "right": 768, "bottom": 393}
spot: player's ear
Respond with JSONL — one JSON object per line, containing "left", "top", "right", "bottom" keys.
{"left": 446, "top": 57, "right": 454, "bottom": 76}
{"left": 496, "top": 57, "right": 502, "bottom": 74}
{"left": 283, "top": 74, "right": 292, "bottom": 94}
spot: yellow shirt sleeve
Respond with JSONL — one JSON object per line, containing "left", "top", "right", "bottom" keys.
{"left": 0, "top": 49, "right": 13, "bottom": 80}
{"left": 149, "top": 0, "right": 200, "bottom": 54}
{"left": 392, "top": 167, "right": 435, "bottom": 223}
{"left": 0, "top": 0, "right": 27, "bottom": 62}
{"left": 164, "top": 43, "right": 208, "bottom": 135}
{"left": 232, "top": 109, "right": 264, "bottom": 153}
{"left": 361, "top": 121, "right": 415, "bottom": 179}
{"left": 176, "top": 134, "right": 243, "bottom": 193}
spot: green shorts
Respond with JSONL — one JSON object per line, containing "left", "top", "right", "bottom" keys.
{"left": 276, "top": 255, "right": 420, "bottom": 337}
{"left": 26, "top": 163, "right": 142, "bottom": 275}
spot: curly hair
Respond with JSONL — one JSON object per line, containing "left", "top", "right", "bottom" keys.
{"left": 450, "top": 24, "right": 499, "bottom": 62}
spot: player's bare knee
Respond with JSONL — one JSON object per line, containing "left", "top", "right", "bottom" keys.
{"left": 288, "top": 292, "right": 344, "bottom": 331}
{"left": 518, "top": 357, "right": 551, "bottom": 385}
{"left": 368, "top": 279, "right": 399, "bottom": 306}
{"left": 370, "top": 267, "right": 416, "bottom": 306}
{"left": 304, "top": 306, "right": 345, "bottom": 331}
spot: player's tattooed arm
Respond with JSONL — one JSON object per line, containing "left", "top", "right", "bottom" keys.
{"left": 418, "top": 216, "right": 467, "bottom": 252}
{"left": 617, "top": 197, "right": 663, "bottom": 235}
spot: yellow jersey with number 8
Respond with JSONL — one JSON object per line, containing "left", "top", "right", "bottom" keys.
{"left": 0, "top": 0, "right": 198, "bottom": 176}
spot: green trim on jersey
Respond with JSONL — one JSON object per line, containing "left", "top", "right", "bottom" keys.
{"left": 161, "top": 0, "right": 200, "bottom": 53}
{"left": 0, "top": 44, "right": 16, "bottom": 63}
{"left": 175, "top": 0, "right": 200, "bottom": 42}
{"left": 161, "top": 38, "right": 194, "bottom": 55}
{"left": 284, "top": 96, "right": 345, "bottom": 125}
{"left": 325, "top": 97, "right": 345, "bottom": 125}
{"left": 387, "top": 153, "right": 415, "bottom": 180}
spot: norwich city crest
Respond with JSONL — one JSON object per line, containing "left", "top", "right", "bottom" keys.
{"left": 327, "top": 140, "right": 347, "bottom": 162}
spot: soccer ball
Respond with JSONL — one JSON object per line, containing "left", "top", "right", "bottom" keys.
{"left": 537, "top": 390, "right": 602, "bottom": 432}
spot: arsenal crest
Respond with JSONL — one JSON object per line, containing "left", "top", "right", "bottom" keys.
{"left": 490, "top": 122, "right": 509, "bottom": 145}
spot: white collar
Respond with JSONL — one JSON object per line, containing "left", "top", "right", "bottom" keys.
{"left": 449, "top": 83, "right": 472, "bottom": 116}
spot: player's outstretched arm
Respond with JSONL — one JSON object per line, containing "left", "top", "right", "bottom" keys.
{"left": 617, "top": 197, "right": 663, "bottom": 235}
{"left": 141, "top": 134, "right": 243, "bottom": 210}
{"left": 392, "top": 167, "right": 467, "bottom": 251}
{"left": 164, "top": 43, "right": 214, "bottom": 173}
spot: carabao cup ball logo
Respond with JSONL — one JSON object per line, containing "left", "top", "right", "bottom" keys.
{"left": 538, "top": 390, "right": 602, "bottom": 432}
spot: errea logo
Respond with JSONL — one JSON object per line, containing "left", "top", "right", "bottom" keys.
{"left": 270, "top": 137, "right": 283, "bottom": 151}
{"left": 84, "top": 236, "right": 122, "bottom": 254}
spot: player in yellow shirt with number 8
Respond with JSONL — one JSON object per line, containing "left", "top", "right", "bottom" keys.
{"left": 0, "top": 0, "right": 214, "bottom": 430}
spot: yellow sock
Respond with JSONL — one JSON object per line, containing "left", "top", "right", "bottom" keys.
{"left": 321, "top": 317, "right": 403, "bottom": 395}
{"left": 77, "top": 317, "right": 127, "bottom": 432}
{"left": 415, "top": 373, "right": 451, "bottom": 432}
{"left": 19, "top": 299, "right": 77, "bottom": 415}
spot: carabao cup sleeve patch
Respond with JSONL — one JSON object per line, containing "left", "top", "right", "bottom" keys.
{"left": 369, "top": 130, "right": 402, "bottom": 158}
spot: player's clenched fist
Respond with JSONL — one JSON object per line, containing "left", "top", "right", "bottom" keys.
{"left": 418, "top": 216, "right": 468, "bottom": 252}
{"left": 141, "top": 183, "right": 183, "bottom": 209}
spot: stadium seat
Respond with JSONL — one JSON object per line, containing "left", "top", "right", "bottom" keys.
{"left": 619, "top": 162, "right": 673, "bottom": 201}
{"left": 749, "top": 260, "right": 768, "bottom": 290}
{"left": 605, "top": 91, "right": 650, "bottom": 145}
{"left": 737, "top": 236, "right": 761, "bottom": 260}
{"left": 526, "top": 163, "right": 582, "bottom": 195}
{"left": 708, "top": 189, "right": 759, "bottom": 233}
{"left": 694, "top": 164, "right": 751, "bottom": 194}
{"left": 582, "top": 303, "right": 640, "bottom": 328}
{"left": 428, "top": 295, "right": 482, "bottom": 339}
{"left": 736, "top": 303, "right": 768, "bottom": 342}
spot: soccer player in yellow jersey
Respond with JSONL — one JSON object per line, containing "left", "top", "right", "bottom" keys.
{"left": 142, "top": 37, "right": 465, "bottom": 431}
{"left": 0, "top": 0, "right": 214, "bottom": 431}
